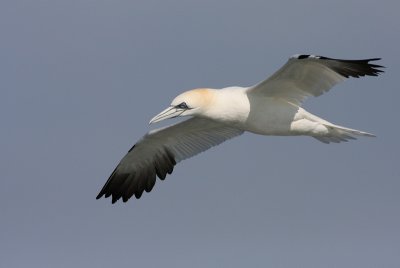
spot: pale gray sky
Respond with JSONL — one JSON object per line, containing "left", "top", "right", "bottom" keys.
{"left": 1, "top": 0, "right": 399, "bottom": 267}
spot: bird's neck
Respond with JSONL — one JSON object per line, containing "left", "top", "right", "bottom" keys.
{"left": 201, "top": 87, "right": 250, "bottom": 125}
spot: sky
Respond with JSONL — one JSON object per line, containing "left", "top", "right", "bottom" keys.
{"left": 1, "top": 0, "right": 399, "bottom": 267}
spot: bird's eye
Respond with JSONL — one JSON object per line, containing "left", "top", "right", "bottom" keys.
{"left": 176, "top": 102, "right": 189, "bottom": 109}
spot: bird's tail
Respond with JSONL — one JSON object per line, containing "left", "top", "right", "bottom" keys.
{"left": 313, "top": 124, "right": 376, "bottom": 144}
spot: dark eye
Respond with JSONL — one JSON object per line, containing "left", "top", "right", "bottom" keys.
{"left": 176, "top": 102, "right": 189, "bottom": 109}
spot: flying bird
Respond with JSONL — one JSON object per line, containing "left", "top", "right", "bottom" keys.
{"left": 97, "top": 54, "right": 384, "bottom": 203}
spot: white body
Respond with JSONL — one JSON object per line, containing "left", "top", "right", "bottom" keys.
{"left": 206, "top": 87, "right": 331, "bottom": 137}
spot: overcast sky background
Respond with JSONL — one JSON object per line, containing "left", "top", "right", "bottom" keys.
{"left": 1, "top": 0, "right": 399, "bottom": 267}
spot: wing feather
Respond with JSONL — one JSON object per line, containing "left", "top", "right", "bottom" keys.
{"left": 96, "top": 117, "right": 243, "bottom": 203}
{"left": 248, "top": 54, "right": 384, "bottom": 105}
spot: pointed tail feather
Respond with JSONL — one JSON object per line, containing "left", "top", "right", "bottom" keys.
{"left": 313, "top": 124, "right": 375, "bottom": 144}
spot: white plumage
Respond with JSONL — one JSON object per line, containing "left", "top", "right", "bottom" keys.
{"left": 97, "top": 54, "right": 383, "bottom": 203}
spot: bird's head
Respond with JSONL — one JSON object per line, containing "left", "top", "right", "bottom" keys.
{"left": 149, "top": 88, "right": 215, "bottom": 124}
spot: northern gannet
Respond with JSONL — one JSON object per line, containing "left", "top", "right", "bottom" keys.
{"left": 97, "top": 54, "right": 383, "bottom": 203}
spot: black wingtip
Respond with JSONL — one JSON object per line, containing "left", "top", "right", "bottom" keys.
{"left": 96, "top": 147, "right": 177, "bottom": 204}
{"left": 367, "top": 58, "right": 381, "bottom": 61}
{"left": 323, "top": 56, "right": 384, "bottom": 78}
{"left": 96, "top": 188, "right": 106, "bottom": 199}
{"left": 292, "top": 54, "right": 385, "bottom": 70}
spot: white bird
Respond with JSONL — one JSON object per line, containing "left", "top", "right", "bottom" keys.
{"left": 97, "top": 54, "right": 383, "bottom": 203}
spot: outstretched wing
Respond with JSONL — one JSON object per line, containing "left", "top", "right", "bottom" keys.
{"left": 96, "top": 117, "right": 244, "bottom": 203}
{"left": 248, "top": 54, "right": 384, "bottom": 105}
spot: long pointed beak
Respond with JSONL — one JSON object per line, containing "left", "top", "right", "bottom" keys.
{"left": 149, "top": 106, "right": 185, "bottom": 124}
